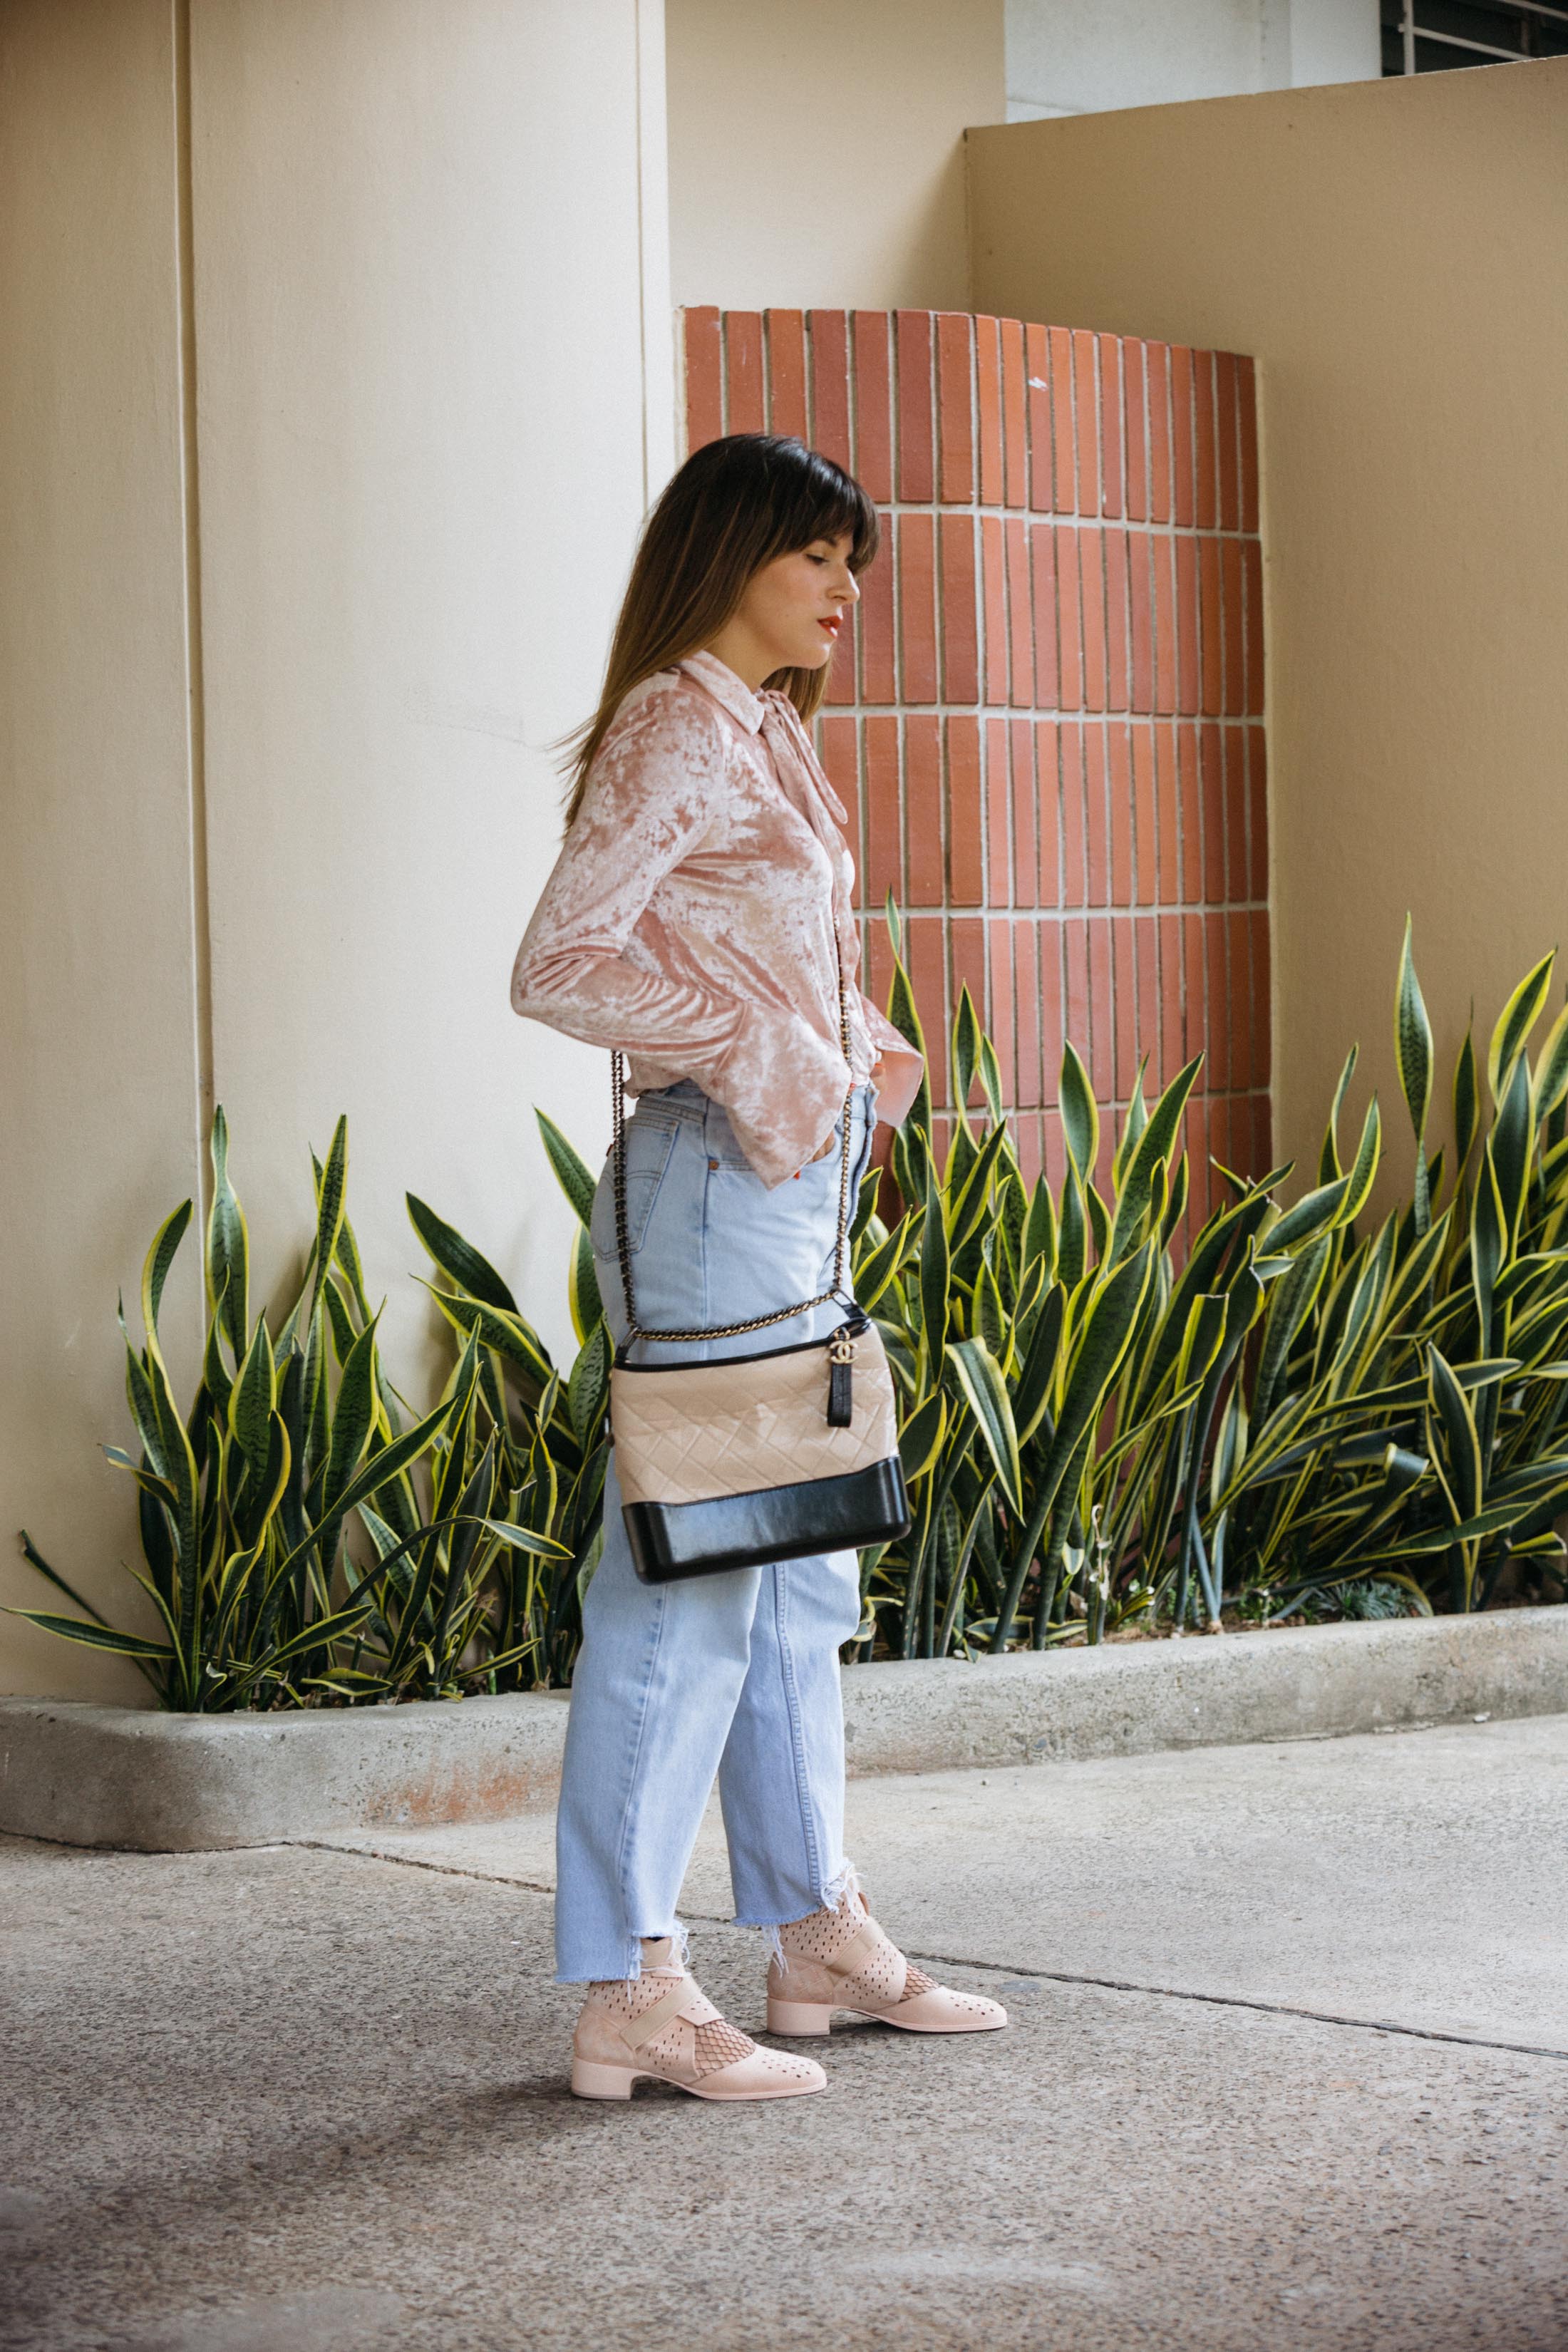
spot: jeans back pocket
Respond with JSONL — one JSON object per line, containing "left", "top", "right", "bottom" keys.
{"left": 589, "top": 1115, "right": 681, "bottom": 1260}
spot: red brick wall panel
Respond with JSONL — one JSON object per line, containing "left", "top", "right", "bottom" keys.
{"left": 947, "top": 716, "right": 984, "bottom": 907}
{"left": 1014, "top": 918, "right": 1043, "bottom": 1109}
{"left": 984, "top": 716, "right": 1010, "bottom": 905}
{"left": 1031, "top": 525, "right": 1059, "bottom": 711}
{"left": 1006, "top": 518, "right": 1033, "bottom": 708}
{"left": 1215, "top": 350, "right": 1241, "bottom": 535}
{"left": 976, "top": 316, "right": 1004, "bottom": 507}
{"left": 1170, "top": 346, "right": 1197, "bottom": 529}
{"left": 1109, "top": 725, "right": 1133, "bottom": 908}
{"left": 809, "top": 309, "right": 851, "bottom": 469}
{"left": 1199, "top": 536, "right": 1224, "bottom": 718}
{"left": 1072, "top": 331, "right": 1099, "bottom": 515}
{"left": 1098, "top": 336, "right": 1124, "bottom": 520}
{"left": 864, "top": 714, "right": 902, "bottom": 911}
{"left": 1105, "top": 528, "right": 1130, "bottom": 714}
{"left": 1048, "top": 325, "right": 1076, "bottom": 514}
{"left": 1175, "top": 537, "right": 1201, "bottom": 716}
{"left": 1129, "top": 534, "right": 1153, "bottom": 713}
{"left": 1010, "top": 718, "right": 1036, "bottom": 912}
{"left": 895, "top": 310, "right": 934, "bottom": 502}
{"left": 860, "top": 520, "right": 897, "bottom": 705}
{"left": 1193, "top": 349, "right": 1218, "bottom": 532}
{"left": 1001, "top": 316, "right": 1028, "bottom": 510}
{"left": 981, "top": 517, "right": 1008, "bottom": 706}
{"left": 1080, "top": 528, "right": 1108, "bottom": 713}
{"left": 940, "top": 513, "right": 979, "bottom": 705}
{"left": 1123, "top": 339, "right": 1148, "bottom": 525}
{"left": 1036, "top": 718, "right": 1061, "bottom": 907}
{"left": 852, "top": 311, "right": 893, "bottom": 500}
{"left": 1026, "top": 321, "right": 1053, "bottom": 513}
{"left": 1146, "top": 339, "right": 1172, "bottom": 525}
{"left": 905, "top": 715, "right": 944, "bottom": 908}
{"left": 1152, "top": 537, "right": 1177, "bottom": 716}
{"left": 1237, "top": 356, "right": 1259, "bottom": 534}
{"left": 768, "top": 310, "right": 808, "bottom": 440}
{"left": 726, "top": 310, "right": 765, "bottom": 433}
{"left": 1060, "top": 721, "right": 1087, "bottom": 910}
{"left": 936, "top": 312, "right": 974, "bottom": 504}
{"left": 1084, "top": 723, "right": 1110, "bottom": 907}
{"left": 1221, "top": 536, "right": 1244, "bottom": 719}
{"left": 679, "top": 305, "right": 1269, "bottom": 1227}
{"left": 1132, "top": 723, "right": 1157, "bottom": 908}
{"left": 898, "top": 512, "right": 938, "bottom": 705}
{"left": 684, "top": 307, "right": 722, "bottom": 449}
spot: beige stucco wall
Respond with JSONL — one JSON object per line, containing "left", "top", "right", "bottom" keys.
{"left": 666, "top": 0, "right": 1005, "bottom": 310}
{"left": 1, "top": 0, "right": 671, "bottom": 1699}
{"left": 969, "top": 58, "right": 1568, "bottom": 1199}
{"left": 0, "top": 0, "right": 204, "bottom": 1703}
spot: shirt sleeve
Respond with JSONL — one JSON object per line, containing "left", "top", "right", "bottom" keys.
{"left": 510, "top": 683, "right": 849, "bottom": 1175}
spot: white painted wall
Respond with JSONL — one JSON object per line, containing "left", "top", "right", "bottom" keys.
{"left": 1006, "top": 0, "right": 1380, "bottom": 119}
{"left": 1, "top": 0, "right": 672, "bottom": 1700}
{"left": 666, "top": 0, "right": 1005, "bottom": 311}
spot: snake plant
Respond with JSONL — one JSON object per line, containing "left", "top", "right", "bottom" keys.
{"left": 16, "top": 917, "right": 1568, "bottom": 1701}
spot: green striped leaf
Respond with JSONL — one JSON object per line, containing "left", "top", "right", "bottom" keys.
{"left": 949, "top": 1337, "right": 1021, "bottom": 1510}
{"left": 205, "top": 1108, "right": 249, "bottom": 1362}
{"left": 1059, "top": 1041, "right": 1098, "bottom": 1185}
{"left": 1394, "top": 916, "right": 1433, "bottom": 1143}
{"left": 535, "top": 1111, "right": 599, "bottom": 1231}
{"left": 1487, "top": 950, "right": 1554, "bottom": 1105}
{"left": 406, "top": 1193, "right": 520, "bottom": 1314}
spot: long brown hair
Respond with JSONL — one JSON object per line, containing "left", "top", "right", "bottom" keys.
{"left": 561, "top": 433, "right": 878, "bottom": 827}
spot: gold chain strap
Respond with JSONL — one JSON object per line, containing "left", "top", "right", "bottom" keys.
{"left": 612, "top": 924, "right": 858, "bottom": 1349}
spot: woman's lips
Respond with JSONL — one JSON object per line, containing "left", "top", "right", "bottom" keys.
{"left": 819, "top": 615, "right": 842, "bottom": 635}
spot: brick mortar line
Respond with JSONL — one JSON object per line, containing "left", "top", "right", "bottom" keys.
{"left": 286, "top": 1842, "right": 1568, "bottom": 2063}
{"left": 865, "top": 496, "right": 1262, "bottom": 544}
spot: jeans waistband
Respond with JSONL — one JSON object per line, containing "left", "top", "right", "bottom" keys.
{"left": 641, "top": 1077, "right": 877, "bottom": 1116}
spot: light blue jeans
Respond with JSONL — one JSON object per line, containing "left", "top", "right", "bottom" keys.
{"left": 553, "top": 1076, "right": 880, "bottom": 1983}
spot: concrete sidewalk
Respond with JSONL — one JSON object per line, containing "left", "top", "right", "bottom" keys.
{"left": 4, "top": 1717, "right": 1566, "bottom": 2352}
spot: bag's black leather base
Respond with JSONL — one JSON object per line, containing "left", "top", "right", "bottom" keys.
{"left": 623, "top": 1457, "right": 912, "bottom": 1584}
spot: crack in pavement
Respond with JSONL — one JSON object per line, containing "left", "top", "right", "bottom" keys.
{"left": 287, "top": 1835, "right": 1568, "bottom": 2067}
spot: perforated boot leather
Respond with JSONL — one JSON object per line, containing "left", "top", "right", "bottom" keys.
{"left": 572, "top": 1937, "right": 827, "bottom": 2102}
{"left": 766, "top": 1891, "right": 1009, "bottom": 2036}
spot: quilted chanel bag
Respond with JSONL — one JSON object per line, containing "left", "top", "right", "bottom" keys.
{"left": 606, "top": 952, "right": 912, "bottom": 1585}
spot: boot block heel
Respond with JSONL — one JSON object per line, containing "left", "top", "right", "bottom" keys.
{"left": 767, "top": 1998, "right": 834, "bottom": 2037}
{"left": 571, "top": 2056, "right": 636, "bottom": 2100}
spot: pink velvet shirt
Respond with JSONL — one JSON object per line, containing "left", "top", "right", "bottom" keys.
{"left": 510, "top": 650, "right": 923, "bottom": 1187}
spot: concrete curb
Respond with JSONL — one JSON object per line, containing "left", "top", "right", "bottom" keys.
{"left": 3, "top": 1606, "right": 1565, "bottom": 1850}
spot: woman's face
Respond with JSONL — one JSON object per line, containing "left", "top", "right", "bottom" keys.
{"left": 716, "top": 532, "right": 860, "bottom": 685}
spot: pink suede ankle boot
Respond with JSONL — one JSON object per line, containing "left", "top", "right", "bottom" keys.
{"left": 572, "top": 1937, "right": 827, "bottom": 2102}
{"left": 766, "top": 1891, "right": 1008, "bottom": 2036}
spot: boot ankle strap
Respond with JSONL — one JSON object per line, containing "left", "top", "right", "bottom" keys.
{"left": 622, "top": 1976, "right": 715, "bottom": 2049}
{"left": 821, "top": 1917, "right": 884, "bottom": 1979}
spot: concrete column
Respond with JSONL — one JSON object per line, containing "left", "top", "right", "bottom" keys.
{"left": 1, "top": 0, "right": 672, "bottom": 1699}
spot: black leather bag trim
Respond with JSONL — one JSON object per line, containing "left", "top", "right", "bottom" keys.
{"left": 624, "top": 1457, "right": 912, "bottom": 1584}
{"left": 614, "top": 1309, "right": 867, "bottom": 1375}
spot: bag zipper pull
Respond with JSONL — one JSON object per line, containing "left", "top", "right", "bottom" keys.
{"left": 827, "top": 1324, "right": 859, "bottom": 1428}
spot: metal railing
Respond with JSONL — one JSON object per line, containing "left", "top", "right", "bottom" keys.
{"left": 1388, "top": 0, "right": 1568, "bottom": 70}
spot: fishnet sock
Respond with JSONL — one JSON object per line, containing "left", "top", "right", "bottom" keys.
{"left": 693, "top": 2018, "right": 758, "bottom": 2076}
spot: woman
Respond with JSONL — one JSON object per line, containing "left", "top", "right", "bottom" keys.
{"left": 512, "top": 433, "right": 1007, "bottom": 2103}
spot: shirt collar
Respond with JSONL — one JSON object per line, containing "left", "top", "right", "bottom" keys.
{"left": 677, "top": 649, "right": 765, "bottom": 734}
